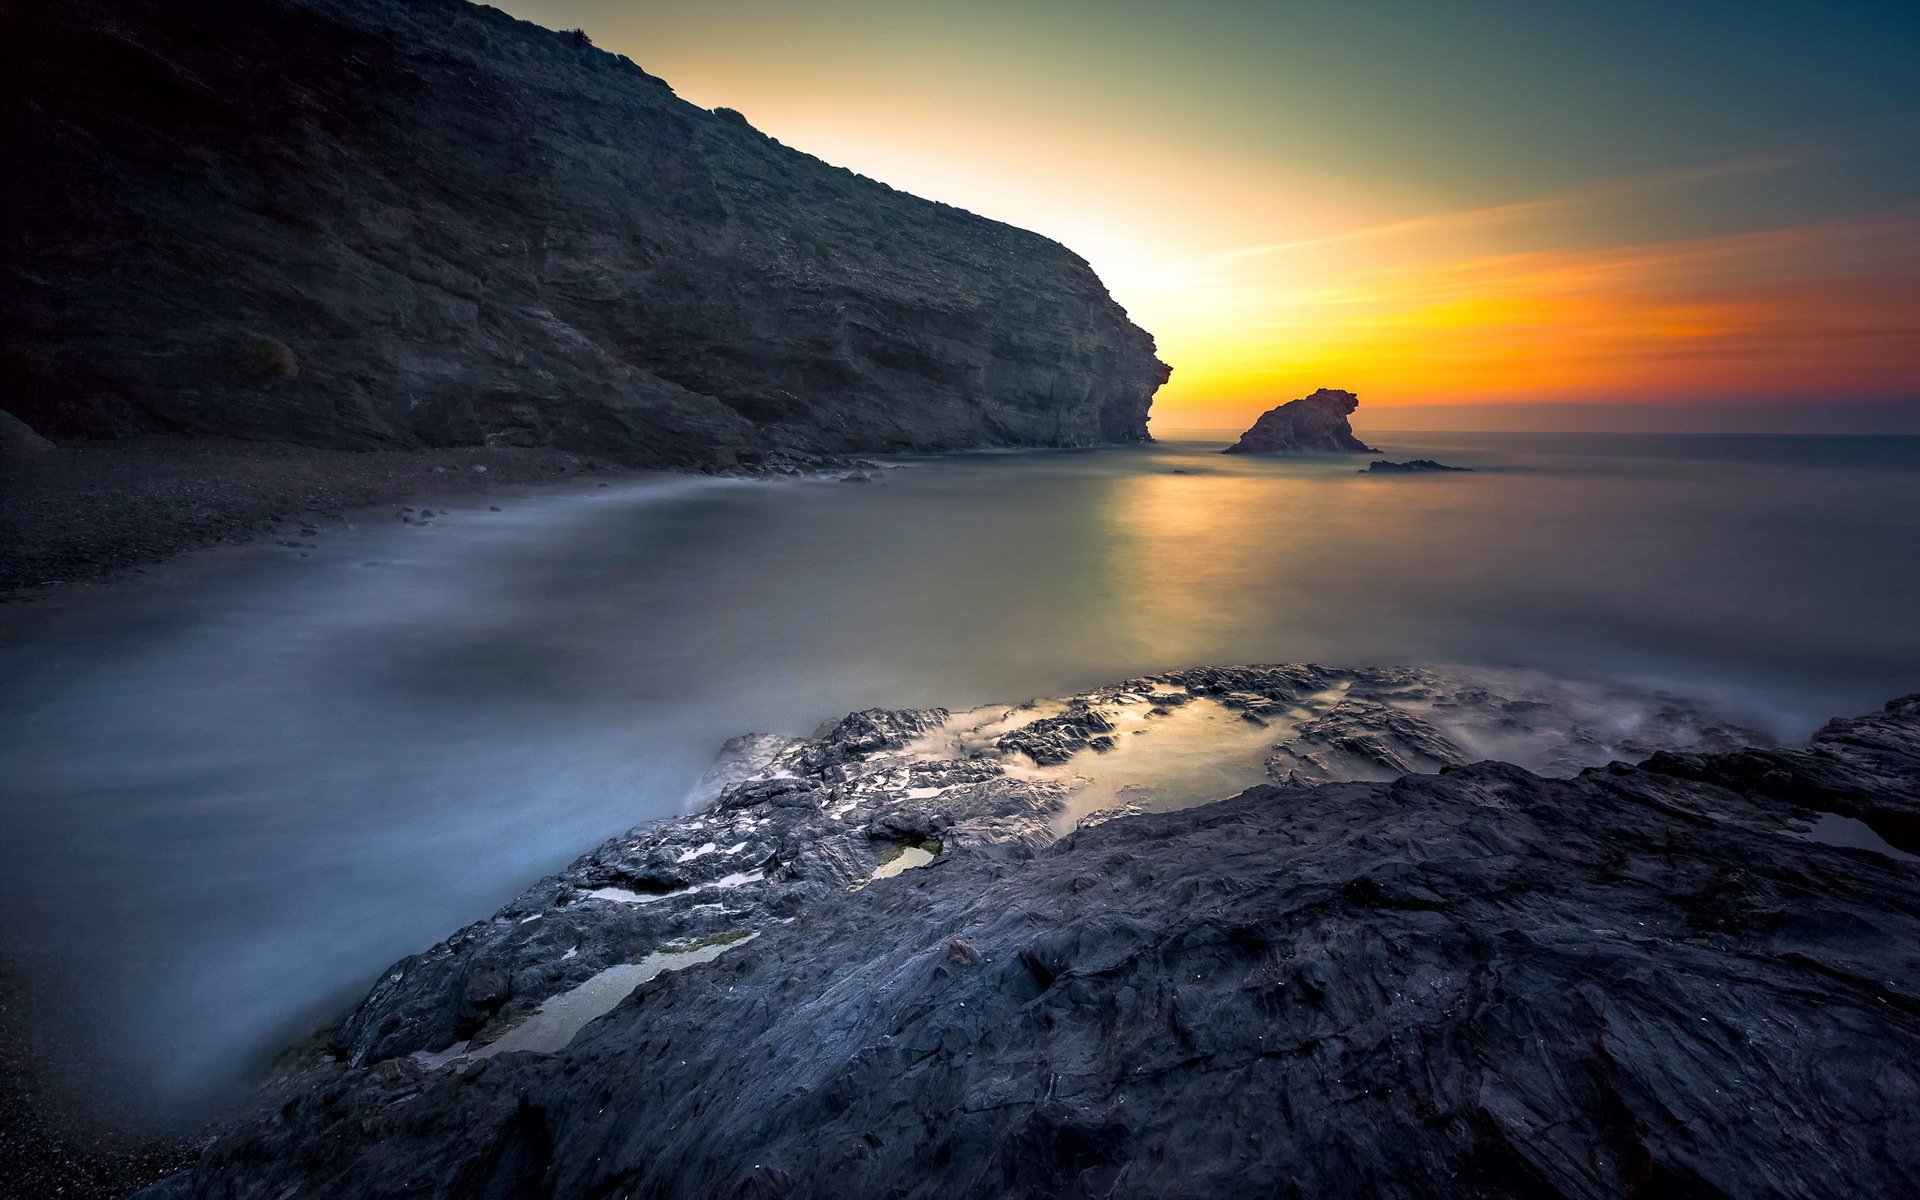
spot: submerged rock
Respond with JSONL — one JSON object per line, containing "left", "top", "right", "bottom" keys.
{"left": 1364, "top": 458, "right": 1472, "bottom": 473}
{"left": 2, "top": 0, "right": 1167, "bottom": 466}
{"left": 1222, "top": 388, "right": 1379, "bottom": 455}
{"left": 143, "top": 673, "right": 1920, "bottom": 1199}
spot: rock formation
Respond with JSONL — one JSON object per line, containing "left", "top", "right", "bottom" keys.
{"left": 1364, "top": 458, "right": 1471, "bottom": 473}
{"left": 136, "top": 666, "right": 1920, "bottom": 1199}
{"left": 0, "top": 0, "right": 1167, "bottom": 468}
{"left": 1222, "top": 388, "right": 1378, "bottom": 454}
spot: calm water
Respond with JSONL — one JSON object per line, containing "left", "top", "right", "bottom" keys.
{"left": 2, "top": 431, "right": 1917, "bottom": 1115}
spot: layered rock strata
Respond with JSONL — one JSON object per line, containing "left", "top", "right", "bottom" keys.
{"left": 137, "top": 666, "right": 1920, "bottom": 1198}
{"left": 1, "top": 0, "right": 1167, "bottom": 466}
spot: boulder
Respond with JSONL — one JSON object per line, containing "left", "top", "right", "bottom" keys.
{"left": 1222, "top": 388, "right": 1378, "bottom": 454}
{"left": 141, "top": 669, "right": 1920, "bottom": 1200}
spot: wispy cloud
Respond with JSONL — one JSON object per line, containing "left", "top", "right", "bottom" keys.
{"left": 1155, "top": 208, "right": 1920, "bottom": 408}
{"left": 1206, "top": 150, "right": 1817, "bottom": 262}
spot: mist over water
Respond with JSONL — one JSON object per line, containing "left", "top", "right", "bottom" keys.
{"left": 2, "top": 431, "right": 1917, "bottom": 1117}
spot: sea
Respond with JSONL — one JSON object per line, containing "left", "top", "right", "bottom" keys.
{"left": 2, "top": 429, "right": 1916, "bottom": 1116}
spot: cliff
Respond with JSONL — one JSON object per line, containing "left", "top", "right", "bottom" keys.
{"left": 0, "top": 0, "right": 1168, "bottom": 467}
{"left": 141, "top": 668, "right": 1920, "bottom": 1199}
{"left": 1223, "top": 387, "right": 1378, "bottom": 454}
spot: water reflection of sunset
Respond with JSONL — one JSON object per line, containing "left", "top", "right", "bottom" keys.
{"left": 1102, "top": 462, "right": 1418, "bottom": 665}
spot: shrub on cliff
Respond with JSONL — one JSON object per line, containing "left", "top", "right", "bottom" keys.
{"left": 712, "top": 106, "right": 752, "bottom": 129}
{"left": 231, "top": 332, "right": 298, "bottom": 384}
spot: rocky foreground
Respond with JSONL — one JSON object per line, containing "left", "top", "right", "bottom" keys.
{"left": 3, "top": 0, "right": 1166, "bottom": 466}
{"left": 142, "top": 666, "right": 1919, "bottom": 1199}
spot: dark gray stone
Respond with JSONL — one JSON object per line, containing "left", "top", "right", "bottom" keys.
{"left": 1, "top": 0, "right": 1167, "bottom": 467}
{"left": 1364, "top": 458, "right": 1472, "bottom": 473}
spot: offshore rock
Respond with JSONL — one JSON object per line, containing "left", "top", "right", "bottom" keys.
{"left": 1364, "top": 458, "right": 1471, "bottom": 473}
{"left": 0, "top": 0, "right": 1167, "bottom": 467}
{"left": 1222, "top": 388, "right": 1378, "bottom": 455}
{"left": 143, "top": 674, "right": 1920, "bottom": 1199}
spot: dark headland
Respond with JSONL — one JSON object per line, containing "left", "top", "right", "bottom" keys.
{"left": 0, "top": 0, "right": 1167, "bottom": 592}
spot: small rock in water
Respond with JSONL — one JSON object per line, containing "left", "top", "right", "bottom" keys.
{"left": 1363, "top": 459, "right": 1472, "bottom": 473}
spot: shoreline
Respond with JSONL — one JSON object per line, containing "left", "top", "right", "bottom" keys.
{"left": 0, "top": 434, "right": 946, "bottom": 607}
{"left": 0, "top": 436, "right": 649, "bottom": 601}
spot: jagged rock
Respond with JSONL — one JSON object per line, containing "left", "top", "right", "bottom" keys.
{"left": 1222, "top": 388, "right": 1378, "bottom": 455}
{"left": 1364, "top": 458, "right": 1471, "bottom": 473}
{"left": 143, "top": 684, "right": 1920, "bottom": 1199}
{"left": 1267, "top": 697, "right": 1465, "bottom": 782}
{"left": 312, "top": 665, "right": 1741, "bottom": 1072}
{"left": 0, "top": 0, "right": 1167, "bottom": 465}
{"left": 995, "top": 704, "right": 1117, "bottom": 765}
{"left": 803, "top": 708, "right": 950, "bottom": 772}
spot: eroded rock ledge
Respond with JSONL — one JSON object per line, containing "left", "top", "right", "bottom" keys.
{"left": 145, "top": 668, "right": 1920, "bottom": 1199}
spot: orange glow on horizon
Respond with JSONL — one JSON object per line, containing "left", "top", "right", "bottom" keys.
{"left": 491, "top": 1, "right": 1920, "bottom": 432}
{"left": 1140, "top": 209, "right": 1920, "bottom": 430}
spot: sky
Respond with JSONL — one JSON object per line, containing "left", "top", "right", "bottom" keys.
{"left": 496, "top": 0, "right": 1920, "bottom": 431}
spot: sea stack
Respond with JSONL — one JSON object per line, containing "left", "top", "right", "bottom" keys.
{"left": 1223, "top": 388, "right": 1379, "bottom": 454}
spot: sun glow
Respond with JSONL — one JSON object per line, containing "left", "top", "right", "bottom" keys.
{"left": 497, "top": 0, "right": 1920, "bottom": 432}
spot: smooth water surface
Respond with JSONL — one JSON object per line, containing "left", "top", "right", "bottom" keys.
{"left": 2, "top": 431, "right": 1916, "bottom": 1113}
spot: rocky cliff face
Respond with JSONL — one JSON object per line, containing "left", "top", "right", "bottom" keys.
{"left": 140, "top": 668, "right": 1920, "bottom": 1199}
{"left": 1223, "top": 387, "right": 1378, "bottom": 454}
{"left": 1, "top": 0, "right": 1167, "bottom": 467}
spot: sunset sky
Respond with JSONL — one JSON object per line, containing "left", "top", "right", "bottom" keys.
{"left": 500, "top": 0, "right": 1920, "bottom": 431}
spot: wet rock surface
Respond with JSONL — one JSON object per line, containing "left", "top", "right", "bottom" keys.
{"left": 142, "top": 671, "right": 1920, "bottom": 1199}
{"left": 1222, "top": 389, "right": 1379, "bottom": 455}
{"left": 3, "top": 0, "right": 1166, "bottom": 467}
